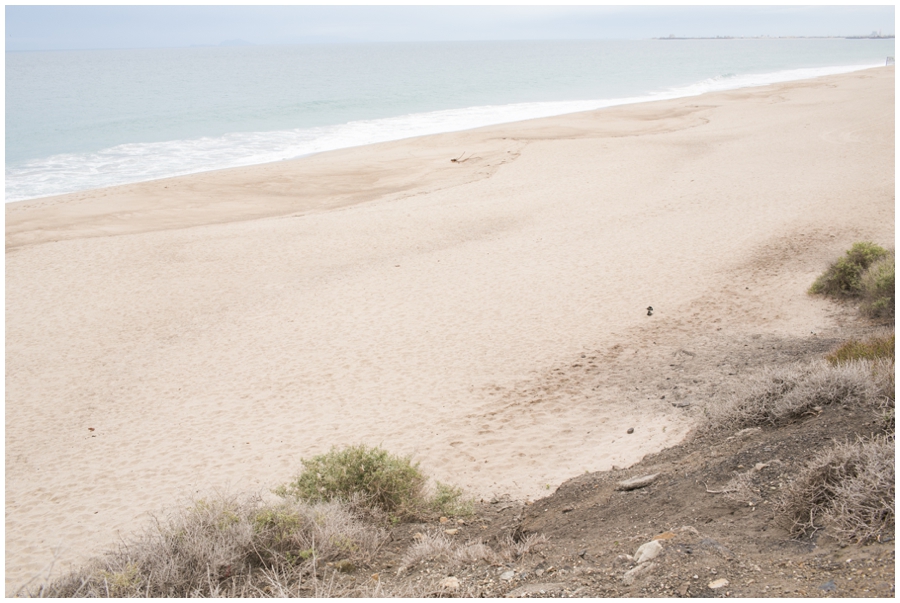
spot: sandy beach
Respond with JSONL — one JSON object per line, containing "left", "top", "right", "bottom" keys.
{"left": 5, "top": 66, "right": 894, "bottom": 593}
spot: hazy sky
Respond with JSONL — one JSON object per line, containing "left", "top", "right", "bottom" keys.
{"left": 6, "top": 5, "right": 896, "bottom": 51}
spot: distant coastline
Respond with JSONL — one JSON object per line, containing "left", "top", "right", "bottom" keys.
{"left": 656, "top": 34, "right": 895, "bottom": 40}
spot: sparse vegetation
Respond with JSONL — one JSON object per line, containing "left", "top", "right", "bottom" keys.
{"left": 809, "top": 241, "right": 888, "bottom": 298}
{"left": 826, "top": 330, "right": 894, "bottom": 365}
{"left": 23, "top": 331, "right": 895, "bottom": 598}
{"left": 775, "top": 436, "right": 894, "bottom": 544}
{"left": 24, "top": 446, "right": 479, "bottom": 597}
{"left": 276, "top": 445, "right": 470, "bottom": 520}
{"left": 860, "top": 250, "right": 895, "bottom": 318}
{"left": 28, "top": 494, "right": 387, "bottom": 597}
{"left": 397, "top": 530, "right": 546, "bottom": 575}
{"left": 430, "top": 481, "right": 474, "bottom": 517}
{"left": 703, "top": 359, "right": 891, "bottom": 431}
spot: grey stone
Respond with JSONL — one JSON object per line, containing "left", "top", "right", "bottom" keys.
{"left": 820, "top": 580, "right": 837, "bottom": 592}
{"left": 634, "top": 540, "right": 664, "bottom": 564}
{"left": 616, "top": 473, "right": 660, "bottom": 491}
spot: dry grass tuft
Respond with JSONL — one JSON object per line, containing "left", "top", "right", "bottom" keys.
{"left": 704, "top": 359, "right": 889, "bottom": 431}
{"left": 396, "top": 530, "right": 546, "bottom": 575}
{"left": 397, "top": 531, "right": 457, "bottom": 573}
{"left": 26, "top": 493, "right": 387, "bottom": 597}
{"left": 775, "top": 436, "right": 894, "bottom": 544}
{"left": 498, "top": 532, "right": 548, "bottom": 562}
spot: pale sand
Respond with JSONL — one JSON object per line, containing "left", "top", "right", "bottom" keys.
{"left": 6, "top": 67, "right": 894, "bottom": 592}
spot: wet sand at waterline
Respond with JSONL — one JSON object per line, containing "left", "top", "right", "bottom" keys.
{"left": 6, "top": 67, "right": 894, "bottom": 592}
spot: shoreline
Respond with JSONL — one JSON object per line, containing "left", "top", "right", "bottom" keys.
{"left": 6, "top": 66, "right": 894, "bottom": 592}
{"left": 5, "top": 62, "right": 888, "bottom": 204}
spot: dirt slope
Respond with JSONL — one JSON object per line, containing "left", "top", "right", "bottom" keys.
{"left": 352, "top": 320, "right": 894, "bottom": 598}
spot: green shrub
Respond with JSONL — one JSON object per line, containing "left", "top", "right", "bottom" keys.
{"left": 860, "top": 250, "right": 895, "bottom": 318}
{"left": 277, "top": 445, "right": 428, "bottom": 518}
{"left": 430, "top": 482, "right": 473, "bottom": 517}
{"left": 826, "top": 332, "right": 894, "bottom": 365}
{"left": 276, "top": 446, "right": 473, "bottom": 521}
{"left": 810, "top": 242, "right": 888, "bottom": 297}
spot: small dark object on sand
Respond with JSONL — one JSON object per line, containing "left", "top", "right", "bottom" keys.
{"left": 647, "top": 306, "right": 654, "bottom": 316}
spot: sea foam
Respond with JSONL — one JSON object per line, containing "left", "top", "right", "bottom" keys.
{"left": 4, "top": 62, "right": 883, "bottom": 203}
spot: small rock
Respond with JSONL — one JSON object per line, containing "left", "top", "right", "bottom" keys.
{"left": 616, "top": 473, "right": 660, "bottom": 491}
{"left": 680, "top": 525, "right": 700, "bottom": 536}
{"left": 500, "top": 570, "right": 515, "bottom": 582}
{"left": 627, "top": 427, "right": 635, "bottom": 434}
{"left": 439, "top": 516, "right": 449, "bottom": 524}
{"left": 820, "top": 580, "right": 837, "bottom": 592}
{"left": 439, "top": 576, "right": 460, "bottom": 591}
{"left": 444, "top": 528, "right": 459, "bottom": 535}
{"left": 622, "top": 562, "right": 656, "bottom": 586}
{"left": 634, "top": 540, "right": 664, "bottom": 564}
{"left": 708, "top": 578, "right": 729, "bottom": 590}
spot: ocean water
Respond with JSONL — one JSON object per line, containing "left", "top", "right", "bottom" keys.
{"left": 5, "top": 38, "right": 894, "bottom": 202}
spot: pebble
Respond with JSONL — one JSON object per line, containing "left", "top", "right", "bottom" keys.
{"left": 708, "top": 578, "right": 729, "bottom": 590}
{"left": 634, "top": 540, "right": 664, "bottom": 564}
{"left": 444, "top": 528, "right": 459, "bottom": 535}
{"left": 500, "top": 570, "right": 516, "bottom": 582}
{"left": 820, "top": 580, "right": 837, "bottom": 592}
{"left": 627, "top": 427, "right": 635, "bottom": 434}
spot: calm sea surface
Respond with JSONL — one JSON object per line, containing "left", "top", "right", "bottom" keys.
{"left": 6, "top": 39, "right": 894, "bottom": 201}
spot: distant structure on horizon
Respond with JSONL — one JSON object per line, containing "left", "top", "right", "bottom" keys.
{"left": 656, "top": 33, "right": 895, "bottom": 40}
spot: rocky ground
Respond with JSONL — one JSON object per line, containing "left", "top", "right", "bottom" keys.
{"left": 306, "top": 318, "right": 894, "bottom": 598}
